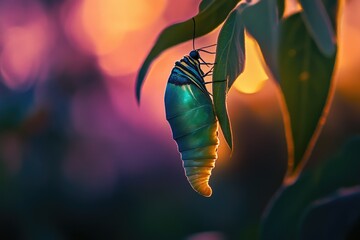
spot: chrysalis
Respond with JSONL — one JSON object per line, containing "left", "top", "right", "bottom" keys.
{"left": 164, "top": 49, "right": 219, "bottom": 197}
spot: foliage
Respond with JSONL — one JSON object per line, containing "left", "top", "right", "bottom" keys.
{"left": 300, "top": 187, "right": 360, "bottom": 240}
{"left": 261, "top": 137, "right": 360, "bottom": 239}
{"left": 135, "top": 0, "right": 360, "bottom": 238}
{"left": 212, "top": 3, "right": 246, "bottom": 149}
{"left": 278, "top": 11, "right": 336, "bottom": 179}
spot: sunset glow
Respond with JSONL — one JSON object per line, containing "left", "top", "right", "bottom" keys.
{"left": 0, "top": 5, "right": 51, "bottom": 90}
{"left": 0, "top": 1, "right": 359, "bottom": 238}
{"left": 233, "top": 33, "right": 268, "bottom": 94}
{"left": 80, "top": 0, "right": 166, "bottom": 55}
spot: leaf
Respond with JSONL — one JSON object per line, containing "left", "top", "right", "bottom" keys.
{"left": 299, "top": 0, "right": 336, "bottom": 56}
{"left": 213, "top": 4, "right": 246, "bottom": 149}
{"left": 260, "top": 136, "right": 360, "bottom": 240}
{"left": 278, "top": 0, "right": 285, "bottom": 19}
{"left": 242, "top": 0, "right": 279, "bottom": 81}
{"left": 199, "top": 0, "right": 214, "bottom": 12}
{"left": 278, "top": 12, "right": 337, "bottom": 179}
{"left": 136, "top": 0, "right": 241, "bottom": 102}
{"left": 321, "top": 0, "right": 338, "bottom": 28}
{"left": 300, "top": 188, "right": 360, "bottom": 240}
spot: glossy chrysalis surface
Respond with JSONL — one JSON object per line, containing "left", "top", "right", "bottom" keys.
{"left": 165, "top": 50, "right": 219, "bottom": 197}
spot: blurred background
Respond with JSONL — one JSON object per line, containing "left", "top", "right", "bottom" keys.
{"left": 0, "top": 0, "right": 359, "bottom": 239}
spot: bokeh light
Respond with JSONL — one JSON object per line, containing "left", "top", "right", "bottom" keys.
{"left": 0, "top": 3, "right": 52, "bottom": 90}
{"left": 97, "top": 24, "right": 167, "bottom": 76}
{"left": 63, "top": 0, "right": 167, "bottom": 76}
{"left": 186, "top": 231, "right": 226, "bottom": 240}
{"left": 233, "top": 32, "right": 269, "bottom": 94}
{"left": 284, "top": 0, "right": 302, "bottom": 17}
{"left": 336, "top": 0, "right": 360, "bottom": 105}
{"left": 0, "top": 0, "right": 359, "bottom": 239}
{"left": 81, "top": 0, "right": 166, "bottom": 55}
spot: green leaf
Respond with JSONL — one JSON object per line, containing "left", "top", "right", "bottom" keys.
{"left": 278, "top": 13, "right": 337, "bottom": 178}
{"left": 299, "top": 0, "right": 336, "bottom": 56}
{"left": 242, "top": 0, "right": 279, "bottom": 81}
{"left": 300, "top": 188, "right": 360, "bottom": 240}
{"left": 136, "top": 0, "right": 241, "bottom": 102}
{"left": 199, "top": 0, "right": 214, "bottom": 12}
{"left": 278, "top": 0, "right": 285, "bottom": 19}
{"left": 213, "top": 4, "right": 246, "bottom": 149}
{"left": 321, "top": 0, "right": 338, "bottom": 29}
{"left": 261, "top": 136, "right": 360, "bottom": 240}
